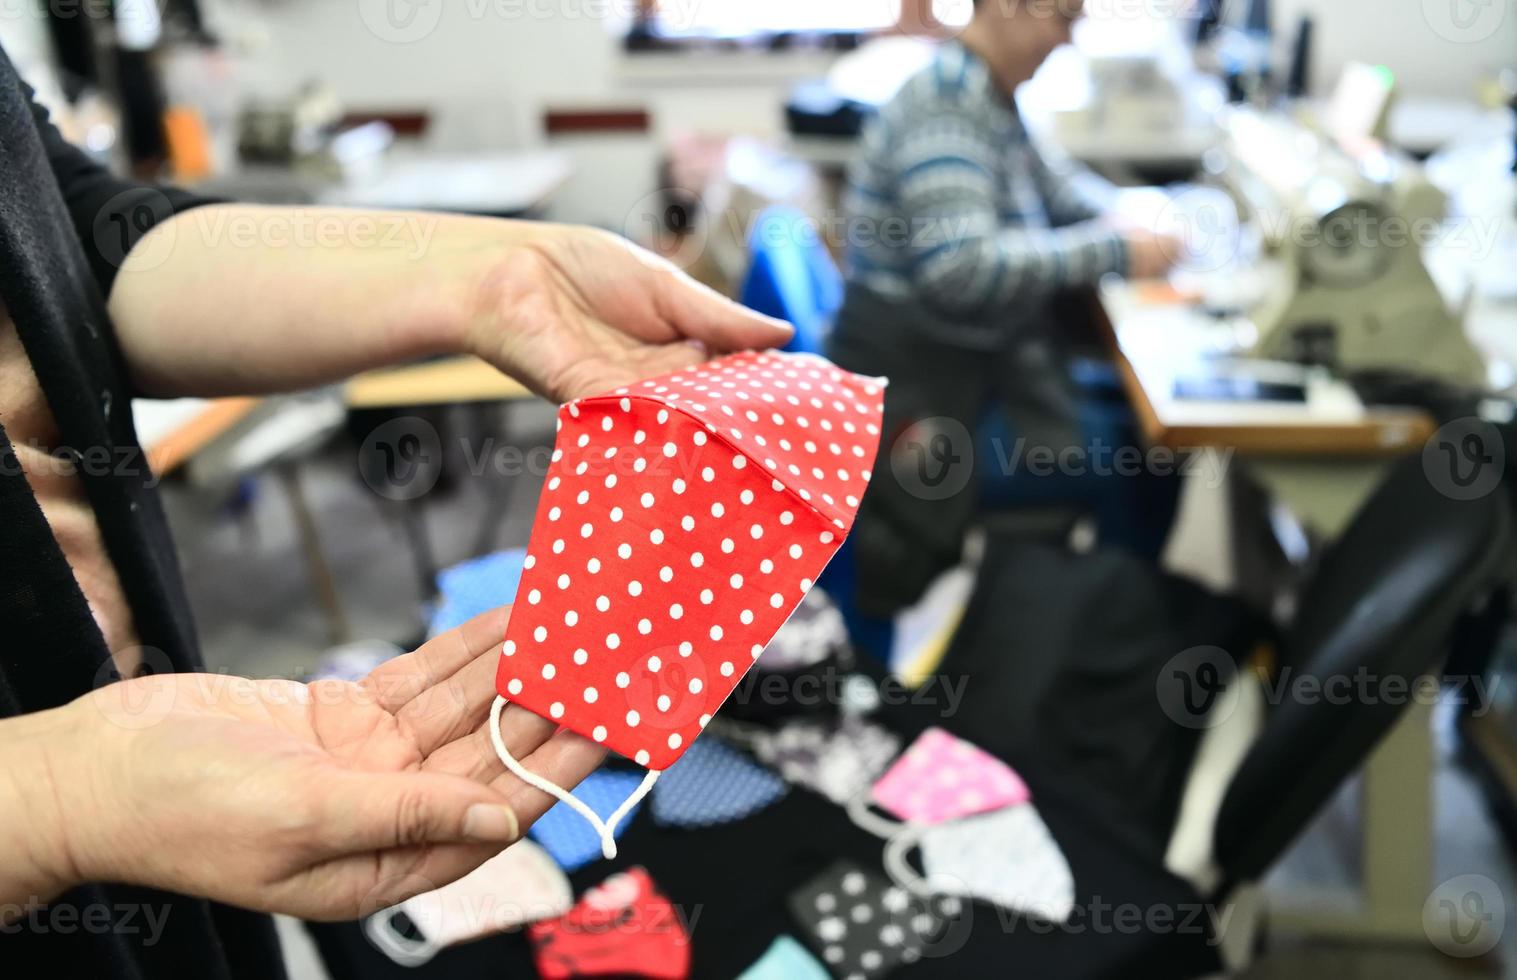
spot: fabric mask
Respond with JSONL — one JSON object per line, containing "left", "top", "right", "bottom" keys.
{"left": 529, "top": 866, "right": 691, "bottom": 980}
{"left": 752, "top": 716, "right": 901, "bottom": 805}
{"left": 737, "top": 935, "right": 831, "bottom": 980}
{"left": 491, "top": 352, "right": 886, "bottom": 857}
{"left": 363, "top": 838, "right": 571, "bottom": 966}
{"left": 528, "top": 768, "right": 650, "bottom": 872}
{"left": 847, "top": 727, "right": 1030, "bottom": 837}
{"left": 884, "top": 804, "right": 1076, "bottom": 924}
{"left": 788, "top": 859, "right": 963, "bottom": 978}
{"left": 650, "top": 735, "right": 788, "bottom": 829}
{"left": 753, "top": 586, "right": 850, "bottom": 673}
{"left": 430, "top": 548, "right": 527, "bottom": 635}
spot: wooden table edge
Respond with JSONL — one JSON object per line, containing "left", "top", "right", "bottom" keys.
{"left": 344, "top": 356, "right": 537, "bottom": 409}
{"left": 1091, "top": 291, "right": 1438, "bottom": 458}
{"left": 144, "top": 397, "right": 262, "bottom": 476}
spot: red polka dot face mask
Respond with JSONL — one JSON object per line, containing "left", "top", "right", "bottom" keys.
{"left": 492, "top": 351, "right": 886, "bottom": 856}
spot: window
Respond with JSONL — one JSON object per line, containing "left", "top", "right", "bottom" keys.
{"left": 931, "top": 0, "right": 975, "bottom": 31}
{"left": 643, "top": 0, "right": 904, "bottom": 38}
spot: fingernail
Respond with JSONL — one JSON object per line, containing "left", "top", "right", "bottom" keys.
{"left": 463, "top": 804, "right": 519, "bottom": 842}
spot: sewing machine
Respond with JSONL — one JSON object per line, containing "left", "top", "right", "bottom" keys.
{"left": 1055, "top": 54, "right": 1186, "bottom": 140}
{"left": 1211, "top": 105, "right": 1487, "bottom": 384}
{"left": 1048, "top": 48, "right": 1224, "bottom": 171}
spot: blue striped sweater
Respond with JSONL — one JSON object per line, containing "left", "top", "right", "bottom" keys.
{"left": 842, "top": 40, "right": 1128, "bottom": 348}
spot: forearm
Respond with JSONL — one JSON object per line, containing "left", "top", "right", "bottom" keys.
{"left": 988, "top": 221, "right": 1128, "bottom": 299}
{"left": 106, "top": 204, "right": 524, "bottom": 397}
{"left": 912, "top": 219, "right": 1127, "bottom": 316}
{"left": 893, "top": 135, "right": 1125, "bottom": 317}
{"left": 0, "top": 704, "right": 85, "bottom": 912}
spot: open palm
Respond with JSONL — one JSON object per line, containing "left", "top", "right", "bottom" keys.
{"left": 61, "top": 607, "right": 598, "bottom": 921}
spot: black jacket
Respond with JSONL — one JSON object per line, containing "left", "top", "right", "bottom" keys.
{"left": 0, "top": 45, "right": 284, "bottom": 979}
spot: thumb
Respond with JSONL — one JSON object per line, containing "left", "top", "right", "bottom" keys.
{"left": 656, "top": 266, "right": 794, "bottom": 354}
{"left": 320, "top": 770, "right": 521, "bottom": 853}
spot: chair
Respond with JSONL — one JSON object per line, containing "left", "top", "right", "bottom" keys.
{"left": 1156, "top": 448, "right": 1513, "bottom": 966}
{"left": 894, "top": 449, "right": 1511, "bottom": 974}
{"left": 1209, "top": 452, "right": 1513, "bottom": 898}
{"left": 738, "top": 210, "right": 891, "bottom": 654}
{"left": 738, "top": 206, "right": 844, "bottom": 356}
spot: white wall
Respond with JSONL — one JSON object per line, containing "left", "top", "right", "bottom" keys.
{"left": 221, "top": 1, "right": 1514, "bottom": 110}
{"left": 206, "top": 0, "right": 827, "bottom": 229}
{"left": 1270, "top": 0, "right": 1516, "bottom": 100}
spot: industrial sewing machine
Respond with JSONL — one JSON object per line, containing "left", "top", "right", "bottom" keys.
{"left": 1210, "top": 97, "right": 1487, "bottom": 385}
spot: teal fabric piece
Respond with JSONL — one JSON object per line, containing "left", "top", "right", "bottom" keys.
{"left": 737, "top": 935, "right": 831, "bottom": 980}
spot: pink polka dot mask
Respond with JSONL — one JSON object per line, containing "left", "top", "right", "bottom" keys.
{"left": 492, "top": 351, "right": 886, "bottom": 856}
{"left": 848, "top": 728, "right": 1031, "bottom": 834}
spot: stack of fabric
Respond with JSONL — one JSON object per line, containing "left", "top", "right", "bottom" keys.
{"left": 329, "top": 554, "right": 1079, "bottom": 979}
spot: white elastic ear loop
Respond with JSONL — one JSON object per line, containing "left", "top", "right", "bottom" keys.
{"left": 489, "top": 695, "right": 659, "bottom": 860}
{"left": 883, "top": 824, "right": 971, "bottom": 902}
{"left": 845, "top": 790, "right": 906, "bottom": 840}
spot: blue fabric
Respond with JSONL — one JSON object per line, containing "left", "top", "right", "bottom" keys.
{"left": 740, "top": 207, "right": 843, "bottom": 356}
{"left": 650, "top": 737, "right": 788, "bottom": 828}
{"left": 527, "top": 769, "right": 647, "bottom": 872}
{"left": 428, "top": 549, "right": 526, "bottom": 635}
{"left": 738, "top": 935, "right": 832, "bottom": 980}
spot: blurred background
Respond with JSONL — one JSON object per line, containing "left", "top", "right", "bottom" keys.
{"left": 5, "top": 1, "right": 1517, "bottom": 977}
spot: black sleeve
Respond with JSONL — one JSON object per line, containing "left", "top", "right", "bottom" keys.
{"left": 20, "top": 69, "right": 222, "bottom": 296}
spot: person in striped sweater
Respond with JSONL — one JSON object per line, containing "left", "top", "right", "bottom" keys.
{"left": 830, "top": 0, "right": 1181, "bottom": 616}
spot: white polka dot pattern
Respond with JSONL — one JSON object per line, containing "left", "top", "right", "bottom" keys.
{"left": 496, "top": 352, "right": 886, "bottom": 771}
{"left": 788, "top": 860, "right": 961, "bottom": 978}
{"left": 869, "top": 727, "right": 1031, "bottom": 825}
{"left": 902, "top": 804, "right": 1077, "bottom": 924}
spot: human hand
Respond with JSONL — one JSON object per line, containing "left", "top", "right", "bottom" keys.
{"left": 34, "top": 608, "right": 603, "bottom": 921}
{"left": 1122, "top": 228, "right": 1182, "bottom": 281}
{"left": 462, "top": 224, "right": 794, "bottom": 402}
